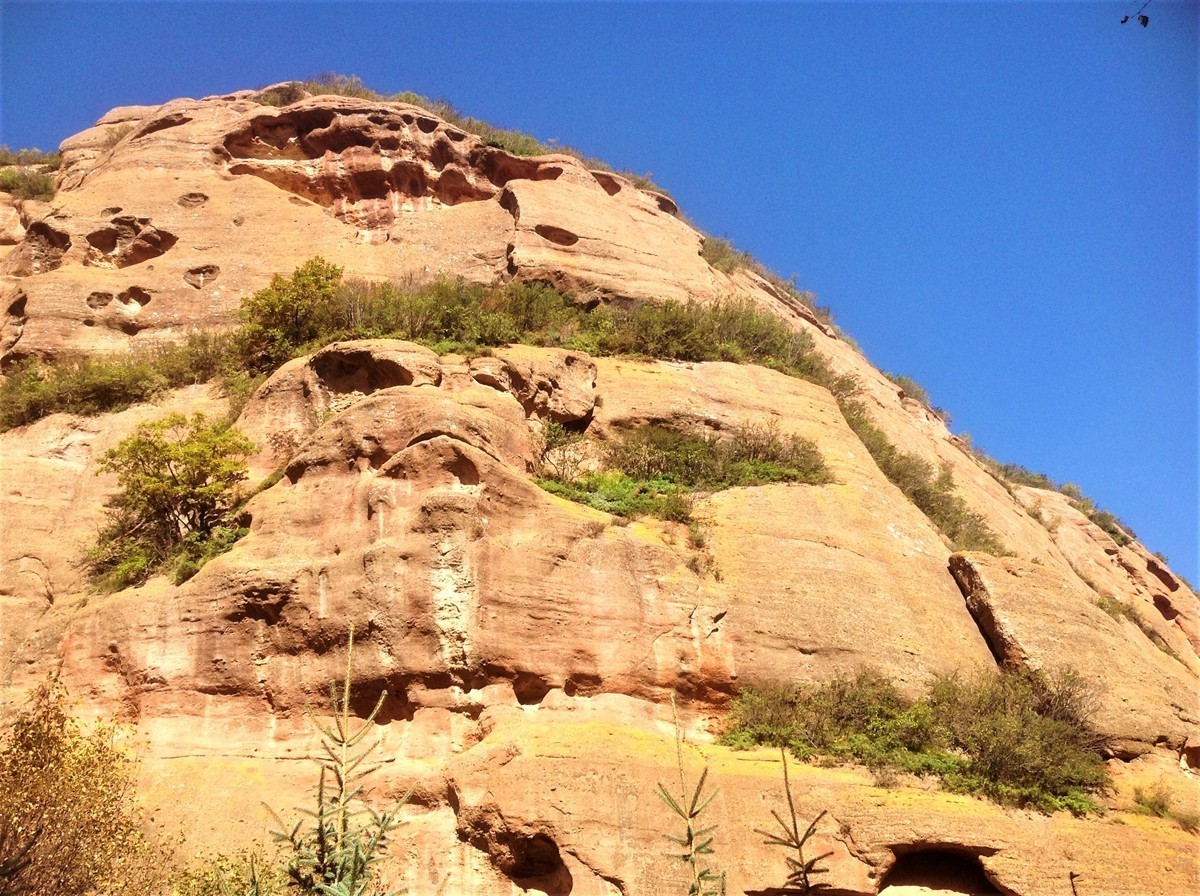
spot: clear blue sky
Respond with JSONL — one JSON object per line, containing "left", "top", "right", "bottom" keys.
{"left": 2, "top": 1, "right": 1197, "bottom": 582}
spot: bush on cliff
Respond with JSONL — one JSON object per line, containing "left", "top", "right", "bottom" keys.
{"left": 535, "top": 422, "right": 833, "bottom": 523}
{"left": 238, "top": 257, "right": 345, "bottom": 372}
{"left": 837, "top": 397, "right": 1009, "bottom": 555}
{"left": 0, "top": 333, "right": 235, "bottom": 432}
{"left": 722, "top": 667, "right": 1108, "bottom": 815}
{"left": 0, "top": 679, "right": 163, "bottom": 895}
{"left": 0, "top": 167, "right": 56, "bottom": 201}
{"left": 88, "top": 413, "right": 254, "bottom": 591}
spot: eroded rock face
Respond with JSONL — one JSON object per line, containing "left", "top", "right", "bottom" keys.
{"left": 3, "top": 90, "right": 734, "bottom": 365}
{"left": 949, "top": 552, "right": 1200, "bottom": 757}
{"left": 1, "top": 89, "right": 1199, "bottom": 895}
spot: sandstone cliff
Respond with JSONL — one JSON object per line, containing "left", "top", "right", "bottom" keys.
{"left": 1, "top": 86, "right": 1197, "bottom": 896}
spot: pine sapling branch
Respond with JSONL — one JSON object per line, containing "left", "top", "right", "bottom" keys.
{"left": 753, "top": 747, "right": 832, "bottom": 894}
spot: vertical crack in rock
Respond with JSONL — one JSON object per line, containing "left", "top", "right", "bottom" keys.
{"left": 948, "top": 554, "right": 1018, "bottom": 668}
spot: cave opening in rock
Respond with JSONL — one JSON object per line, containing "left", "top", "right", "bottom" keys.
{"left": 878, "top": 848, "right": 1003, "bottom": 895}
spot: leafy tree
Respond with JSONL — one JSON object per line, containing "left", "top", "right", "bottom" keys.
{"left": 90, "top": 413, "right": 254, "bottom": 590}
{"left": 0, "top": 680, "right": 163, "bottom": 896}
{"left": 239, "top": 258, "right": 344, "bottom": 371}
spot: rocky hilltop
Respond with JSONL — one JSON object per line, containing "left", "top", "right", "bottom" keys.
{"left": 1, "top": 86, "right": 1197, "bottom": 895}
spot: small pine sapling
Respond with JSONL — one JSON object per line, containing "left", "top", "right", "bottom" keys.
{"left": 754, "top": 748, "right": 831, "bottom": 894}
{"left": 269, "top": 626, "right": 411, "bottom": 896}
{"left": 655, "top": 695, "right": 726, "bottom": 896}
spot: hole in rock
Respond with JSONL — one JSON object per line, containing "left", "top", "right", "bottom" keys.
{"left": 86, "top": 226, "right": 121, "bottom": 254}
{"left": 6, "top": 293, "right": 27, "bottom": 317}
{"left": 435, "top": 168, "right": 494, "bottom": 205}
{"left": 416, "top": 116, "right": 440, "bottom": 134}
{"left": 177, "top": 192, "right": 209, "bottom": 208}
{"left": 879, "top": 849, "right": 1002, "bottom": 895}
{"left": 512, "top": 671, "right": 554, "bottom": 706}
{"left": 28, "top": 222, "right": 72, "bottom": 252}
{"left": 8, "top": 222, "right": 71, "bottom": 275}
{"left": 100, "top": 206, "right": 123, "bottom": 216}
{"left": 86, "top": 292, "right": 114, "bottom": 309}
{"left": 118, "top": 286, "right": 152, "bottom": 307}
{"left": 134, "top": 112, "right": 193, "bottom": 138}
{"left": 562, "top": 673, "right": 602, "bottom": 698}
{"left": 85, "top": 217, "right": 177, "bottom": 267}
{"left": 473, "top": 828, "right": 573, "bottom": 896}
{"left": 652, "top": 193, "right": 679, "bottom": 216}
{"left": 1152, "top": 594, "right": 1179, "bottom": 621}
{"left": 348, "top": 683, "right": 414, "bottom": 724}
{"left": 499, "top": 188, "right": 520, "bottom": 219}
{"left": 184, "top": 264, "right": 220, "bottom": 289}
{"left": 444, "top": 451, "right": 480, "bottom": 486}
{"left": 1146, "top": 556, "right": 1180, "bottom": 593}
{"left": 591, "top": 171, "right": 622, "bottom": 196}
{"left": 534, "top": 224, "right": 579, "bottom": 247}
{"left": 311, "top": 351, "right": 414, "bottom": 394}
{"left": 478, "top": 151, "right": 545, "bottom": 188}
{"left": 533, "top": 166, "right": 563, "bottom": 181}
{"left": 507, "top": 833, "right": 572, "bottom": 895}
{"left": 430, "top": 137, "right": 458, "bottom": 171}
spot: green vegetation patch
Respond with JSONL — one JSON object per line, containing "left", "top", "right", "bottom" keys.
{"left": 837, "top": 398, "right": 1008, "bottom": 554}
{"left": 0, "top": 333, "right": 235, "bottom": 431}
{"left": 0, "top": 145, "right": 61, "bottom": 168}
{"left": 0, "top": 680, "right": 164, "bottom": 895}
{"left": 536, "top": 422, "right": 832, "bottom": 523}
{"left": 964, "top": 449, "right": 1135, "bottom": 548}
{"left": 722, "top": 667, "right": 1109, "bottom": 815}
{"left": 0, "top": 167, "right": 56, "bottom": 201}
{"left": 88, "top": 413, "right": 255, "bottom": 591}
{"left": 0, "top": 258, "right": 843, "bottom": 430}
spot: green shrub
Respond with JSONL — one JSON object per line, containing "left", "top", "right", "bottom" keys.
{"left": 1132, "top": 784, "right": 1200, "bottom": 833}
{"left": 838, "top": 399, "right": 1008, "bottom": 554}
{"left": 89, "top": 413, "right": 254, "bottom": 590}
{"left": 701, "top": 236, "right": 755, "bottom": 274}
{"left": 0, "top": 167, "right": 56, "bottom": 200}
{"left": 0, "top": 355, "right": 169, "bottom": 430}
{"left": 0, "top": 680, "right": 164, "bottom": 895}
{"left": 239, "top": 257, "right": 345, "bottom": 372}
{"left": 538, "top": 471, "right": 694, "bottom": 522}
{"left": 606, "top": 423, "right": 831, "bottom": 489}
{"left": 885, "top": 372, "right": 930, "bottom": 406}
{"left": 723, "top": 667, "right": 1108, "bottom": 814}
{"left": 254, "top": 82, "right": 308, "bottom": 107}
{"left": 537, "top": 422, "right": 832, "bottom": 524}
{"left": 0, "top": 333, "right": 238, "bottom": 432}
{"left": 172, "top": 850, "right": 285, "bottom": 896}
{"left": 0, "top": 145, "right": 61, "bottom": 167}
{"left": 268, "top": 627, "right": 409, "bottom": 895}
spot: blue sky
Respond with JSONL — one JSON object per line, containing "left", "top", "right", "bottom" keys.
{"left": 2, "top": 0, "right": 1197, "bottom": 582}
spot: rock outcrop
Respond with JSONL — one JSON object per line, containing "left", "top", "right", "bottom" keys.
{"left": 1, "top": 87, "right": 1197, "bottom": 895}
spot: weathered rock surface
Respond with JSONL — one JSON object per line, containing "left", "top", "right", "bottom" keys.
{"left": 949, "top": 552, "right": 1199, "bottom": 757}
{"left": 1, "top": 90, "right": 737, "bottom": 365}
{"left": 2, "top": 88, "right": 1199, "bottom": 895}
